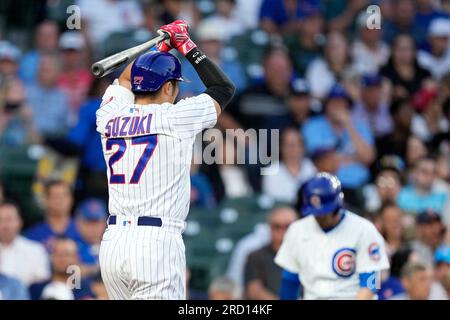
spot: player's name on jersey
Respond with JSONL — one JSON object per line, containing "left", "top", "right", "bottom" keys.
{"left": 105, "top": 114, "right": 153, "bottom": 138}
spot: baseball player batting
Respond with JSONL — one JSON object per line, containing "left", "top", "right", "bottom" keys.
{"left": 96, "top": 20, "right": 235, "bottom": 299}
{"left": 275, "top": 172, "right": 390, "bottom": 300}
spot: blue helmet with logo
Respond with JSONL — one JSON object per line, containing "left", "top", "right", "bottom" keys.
{"left": 301, "top": 172, "right": 344, "bottom": 216}
{"left": 131, "top": 51, "right": 185, "bottom": 93}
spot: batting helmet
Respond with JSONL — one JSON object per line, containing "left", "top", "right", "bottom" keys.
{"left": 131, "top": 51, "right": 185, "bottom": 93}
{"left": 301, "top": 172, "right": 344, "bottom": 216}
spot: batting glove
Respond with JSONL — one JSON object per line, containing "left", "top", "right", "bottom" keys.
{"left": 158, "top": 20, "right": 197, "bottom": 56}
{"left": 156, "top": 30, "right": 173, "bottom": 52}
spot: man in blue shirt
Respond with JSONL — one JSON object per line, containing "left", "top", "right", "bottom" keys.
{"left": 302, "top": 85, "right": 375, "bottom": 205}
{"left": 0, "top": 273, "right": 29, "bottom": 300}
{"left": 25, "top": 180, "right": 82, "bottom": 251}
{"left": 75, "top": 198, "right": 107, "bottom": 268}
{"left": 29, "top": 237, "right": 93, "bottom": 300}
{"left": 397, "top": 156, "right": 448, "bottom": 215}
{"left": 26, "top": 53, "right": 69, "bottom": 137}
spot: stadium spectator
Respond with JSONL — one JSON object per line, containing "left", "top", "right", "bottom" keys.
{"left": 377, "top": 204, "right": 407, "bottom": 258}
{"left": 431, "top": 98, "right": 450, "bottom": 154}
{"left": 29, "top": 237, "right": 94, "bottom": 300}
{"left": 90, "top": 273, "right": 108, "bottom": 300}
{"left": 383, "top": 0, "right": 420, "bottom": 45}
{"left": 0, "top": 77, "right": 41, "bottom": 146}
{"left": 0, "top": 273, "right": 29, "bottom": 300}
{"left": 158, "top": 0, "right": 184, "bottom": 25}
{"left": 208, "top": 276, "right": 240, "bottom": 300}
{"left": 179, "top": 19, "right": 246, "bottom": 98}
{"left": 220, "top": 46, "right": 293, "bottom": 131}
{"left": 379, "top": 246, "right": 419, "bottom": 300}
{"left": 310, "top": 147, "right": 339, "bottom": 175}
{"left": 352, "top": 74, "right": 392, "bottom": 137}
{"left": 0, "top": 41, "right": 21, "bottom": 80}
{"left": 244, "top": 206, "right": 297, "bottom": 299}
{"left": 434, "top": 245, "right": 450, "bottom": 286}
{"left": 74, "top": 198, "right": 107, "bottom": 275}
{"left": 411, "top": 87, "right": 447, "bottom": 142}
{"left": 226, "top": 223, "right": 270, "bottom": 295}
{"left": 259, "top": 0, "right": 320, "bottom": 35}
{"left": 376, "top": 99, "right": 414, "bottom": 160}
{"left": 414, "top": 0, "right": 447, "bottom": 47}
{"left": 235, "top": 0, "right": 264, "bottom": 30}
{"left": 26, "top": 53, "right": 70, "bottom": 138}
{"left": 418, "top": 18, "right": 450, "bottom": 80}
{"left": 0, "top": 201, "right": 50, "bottom": 286}
{"left": 190, "top": 155, "right": 216, "bottom": 209}
{"left": 327, "top": 0, "right": 368, "bottom": 33}
{"left": 306, "top": 32, "right": 355, "bottom": 100}
{"left": 364, "top": 155, "right": 404, "bottom": 213}
{"left": 283, "top": 2, "right": 324, "bottom": 76}
{"left": 44, "top": 77, "right": 111, "bottom": 201}
{"left": 57, "top": 31, "right": 93, "bottom": 122}
{"left": 405, "top": 136, "right": 429, "bottom": 168}
{"left": 19, "top": 20, "right": 59, "bottom": 85}
{"left": 390, "top": 260, "right": 433, "bottom": 300}
{"left": 262, "top": 79, "right": 314, "bottom": 131}
{"left": 380, "top": 34, "right": 432, "bottom": 101}
{"left": 25, "top": 180, "right": 81, "bottom": 250}
{"left": 216, "top": 136, "right": 253, "bottom": 199}
{"left": 204, "top": 0, "right": 245, "bottom": 41}
{"left": 397, "top": 157, "right": 448, "bottom": 215}
{"left": 262, "top": 127, "right": 316, "bottom": 203}
{"left": 76, "top": 0, "right": 144, "bottom": 47}
{"left": 411, "top": 210, "right": 446, "bottom": 264}
{"left": 302, "top": 84, "right": 375, "bottom": 206}
{"left": 351, "top": 11, "right": 390, "bottom": 75}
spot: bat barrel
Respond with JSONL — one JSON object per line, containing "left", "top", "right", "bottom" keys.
{"left": 91, "top": 32, "right": 169, "bottom": 78}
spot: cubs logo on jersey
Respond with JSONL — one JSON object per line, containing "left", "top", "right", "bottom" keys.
{"left": 368, "top": 242, "right": 381, "bottom": 261}
{"left": 332, "top": 248, "right": 356, "bottom": 278}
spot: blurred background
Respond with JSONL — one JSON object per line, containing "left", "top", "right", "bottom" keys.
{"left": 0, "top": 0, "right": 450, "bottom": 300}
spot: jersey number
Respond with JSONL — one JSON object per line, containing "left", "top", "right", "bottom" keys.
{"left": 106, "top": 135, "right": 158, "bottom": 184}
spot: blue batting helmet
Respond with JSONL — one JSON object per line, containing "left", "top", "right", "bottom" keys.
{"left": 131, "top": 51, "right": 185, "bottom": 93}
{"left": 301, "top": 172, "right": 344, "bottom": 216}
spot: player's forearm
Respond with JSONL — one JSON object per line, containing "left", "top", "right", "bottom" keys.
{"left": 356, "top": 288, "right": 375, "bottom": 300}
{"left": 118, "top": 62, "right": 133, "bottom": 90}
{"left": 347, "top": 124, "right": 375, "bottom": 165}
{"left": 185, "top": 48, "right": 236, "bottom": 110}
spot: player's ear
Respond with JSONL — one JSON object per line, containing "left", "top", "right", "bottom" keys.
{"left": 163, "top": 81, "right": 173, "bottom": 97}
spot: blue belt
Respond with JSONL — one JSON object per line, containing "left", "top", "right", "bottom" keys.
{"left": 107, "top": 215, "right": 162, "bottom": 227}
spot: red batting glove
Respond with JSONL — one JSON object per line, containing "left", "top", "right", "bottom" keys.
{"left": 159, "top": 20, "right": 197, "bottom": 56}
{"left": 156, "top": 30, "right": 172, "bottom": 52}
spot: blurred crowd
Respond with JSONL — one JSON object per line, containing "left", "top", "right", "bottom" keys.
{"left": 1, "top": 0, "right": 450, "bottom": 300}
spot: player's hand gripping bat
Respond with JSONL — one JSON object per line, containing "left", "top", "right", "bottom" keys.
{"left": 91, "top": 32, "right": 170, "bottom": 78}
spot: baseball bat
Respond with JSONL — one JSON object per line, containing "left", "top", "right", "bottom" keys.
{"left": 91, "top": 32, "right": 170, "bottom": 78}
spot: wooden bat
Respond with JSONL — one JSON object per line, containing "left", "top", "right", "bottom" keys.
{"left": 91, "top": 32, "right": 170, "bottom": 78}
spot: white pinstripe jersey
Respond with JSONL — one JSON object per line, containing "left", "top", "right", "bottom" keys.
{"left": 96, "top": 81, "right": 217, "bottom": 222}
{"left": 275, "top": 211, "right": 390, "bottom": 299}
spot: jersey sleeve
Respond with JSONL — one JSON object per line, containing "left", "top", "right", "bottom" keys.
{"left": 356, "top": 222, "right": 390, "bottom": 274}
{"left": 168, "top": 93, "right": 217, "bottom": 138}
{"left": 96, "top": 80, "right": 135, "bottom": 135}
{"left": 274, "top": 224, "right": 302, "bottom": 274}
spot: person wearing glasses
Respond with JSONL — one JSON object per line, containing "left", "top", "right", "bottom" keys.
{"left": 243, "top": 206, "right": 297, "bottom": 299}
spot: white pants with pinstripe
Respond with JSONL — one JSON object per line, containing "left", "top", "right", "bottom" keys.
{"left": 99, "top": 216, "right": 186, "bottom": 300}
